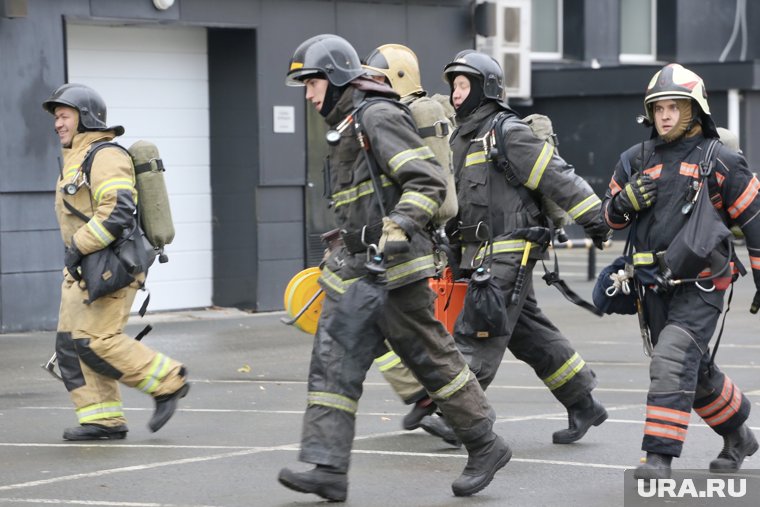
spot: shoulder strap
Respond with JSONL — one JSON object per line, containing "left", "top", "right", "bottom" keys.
{"left": 80, "top": 142, "right": 130, "bottom": 182}
{"left": 490, "top": 112, "right": 544, "bottom": 221}
{"left": 699, "top": 138, "right": 721, "bottom": 178}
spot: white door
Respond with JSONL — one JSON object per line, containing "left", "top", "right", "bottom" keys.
{"left": 66, "top": 24, "right": 212, "bottom": 311}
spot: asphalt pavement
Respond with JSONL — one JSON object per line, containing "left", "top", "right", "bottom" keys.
{"left": 1, "top": 246, "right": 759, "bottom": 506}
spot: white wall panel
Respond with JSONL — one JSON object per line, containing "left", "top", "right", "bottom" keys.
{"left": 67, "top": 24, "right": 212, "bottom": 312}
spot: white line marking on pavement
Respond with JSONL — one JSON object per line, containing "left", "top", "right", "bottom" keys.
{"left": 0, "top": 499, "right": 220, "bottom": 507}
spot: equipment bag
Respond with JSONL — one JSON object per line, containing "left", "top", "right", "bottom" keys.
{"left": 592, "top": 223, "right": 637, "bottom": 315}
{"left": 408, "top": 96, "right": 457, "bottom": 226}
{"left": 81, "top": 141, "right": 175, "bottom": 263}
{"left": 454, "top": 264, "right": 509, "bottom": 340}
{"left": 664, "top": 139, "right": 732, "bottom": 280}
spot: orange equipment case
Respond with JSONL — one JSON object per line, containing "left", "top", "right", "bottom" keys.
{"left": 428, "top": 268, "right": 467, "bottom": 333}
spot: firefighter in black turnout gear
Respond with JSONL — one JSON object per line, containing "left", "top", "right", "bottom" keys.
{"left": 602, "top": 63, "right": 759, "bottom": 479}
{"left": 418, "top": 51, "right": 610, "bottom": 447}
{"left": 278, "top": 35, "right": 510, "bottom": 502}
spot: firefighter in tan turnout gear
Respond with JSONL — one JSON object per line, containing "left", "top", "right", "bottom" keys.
{"left": 278, "top": 35, "right": 510, "bottom": 502}
{"left": 361, "top": 43, "right": 456, "bottom": 431}
{"left": 43, "top": 83, "right": 189, "bottom": 440}
{"left": 418, "top": 51, "right": 611, "bottom": 448}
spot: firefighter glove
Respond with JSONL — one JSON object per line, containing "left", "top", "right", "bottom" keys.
{"left": 585, "top": 221, "right": 612, "bottom": 250}
{"left": 613, "top": 175, "right": 657, "bottom": 214}
{"left": 379, "top": 216, "right": 410, "bottom": 256}
{"left": 64, "top": 242, "right": 83, "bottom": 280}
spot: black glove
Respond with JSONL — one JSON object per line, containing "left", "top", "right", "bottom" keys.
{"left": 751, "top": 290, "right": 760, "bottom": 314}
{"left": 506, "top": 227, "right": 551, "bottom": 246}
{"left": 64, "top": 242, "right": 83, "bottom": 280}
{"left": 613, "top": 175, "right": 657, "bottom": 214}
{"left": 584, "top": 222, "right": 612, "bottom": 250}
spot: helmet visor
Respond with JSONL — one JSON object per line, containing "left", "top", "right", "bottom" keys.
{"left": 286, "top": 66, "right": 325, "bottom": 87}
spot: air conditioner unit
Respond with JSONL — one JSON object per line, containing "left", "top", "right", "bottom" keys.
{"left": 475, "top": 0, "right": 531, "bottom": 100}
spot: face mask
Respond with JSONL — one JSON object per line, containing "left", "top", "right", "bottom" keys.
{"left": 454, "top": 75, "right": 484, "bottom": 120}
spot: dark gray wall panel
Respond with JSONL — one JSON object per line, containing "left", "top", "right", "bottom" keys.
{"left": 89, "top": 0, "right": 179, "bottom": 21}
{"left": 336, "top": 2, "right": 406, "bottom": 60}
{"left": 258, "top": 0, "right": 335, "bottom": 186}
{"left": 743, "top": 91, "right": 760, "bottom": 171}
{"left": 182, "top": 0, "right": 261, "bottom": 25}
{"left": 0, "top": 272, "right": 60, "bottom": 332}
{"left": 1, "top": 231, "right": 61, "bottom": 274}
{"left": 675, "top": 0, "right": 737, "bottom": 63}
{"left": 258, "top": 222, "right": 304, "bottom": 261}
{"left": 0, "top": 193, "right": 58, "bottom": 231}
{"left": 257, "top": 258, "right": 304, "bottom": 311}
{"left": 257, "top": 187, "right": 303, "bottom": 223}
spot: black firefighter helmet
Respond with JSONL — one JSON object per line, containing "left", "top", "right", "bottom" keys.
{"left": 42, "top": 83, "right": 124, "bottom": 136}
{"left": 442, "top": 50, "right": 506, "bottom": 104}
{"left": 286, "top": 34, "right": 365, "bottom": 87}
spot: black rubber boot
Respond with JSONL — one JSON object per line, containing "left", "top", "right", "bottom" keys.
{"left": 634, "top": 452, "right": 673, "bottom": 480}
{"left": 552, "top": 394, "right": 608, "bottom": 444}
{"left": 403, "top": 397, "right": 436, "bottom": 430}
{"left": 452, "top": 433, "right": 512, "bottom": 497}
{"left": 149, "top": 382, "right": 190, "bottom": 433}
{"left": 278, "top": 465, "right": 348, "bottom": 502}
{"left": 710, "top": 424, "right": 759, "bottom": 473}
{"left": 63, "top": 423, "right": 128, "bottom": 441}
{"left": 419, "top": 415, "right": 462, "bottom": 448}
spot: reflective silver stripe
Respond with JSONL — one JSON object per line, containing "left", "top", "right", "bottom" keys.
{"left": 388, "top": 146, "right": 435, "bottom": 174}
{"left": 646, "top": 406, "right": 691, "bottom": 425}
{"left": 474, "top": 240, "right": 533, "bottom": 261}
{"left": 526, "top": 142, "right": 554, "bottom": 190}
{"left": 374, "top": 350, "right": 401, "bottom": 372}
{"left": 308, "top": 391, "right": 358, "bottom": 414}
{"left": 136, "top": 353, "right": 171, "bottom": 394}
{"left": 431, "top": 365, "right": 471, "bottom": 401}
{"left": 465, "top": 150, "right": 487, "bottom": 167}
{"left": 399, "top": 191, "right": 438, "bottom": 216}
{"left": 320, "top": 267, "right": 360, "bottom": 295}
{"left": 332, "top": 175, "right": 394, "bottom": 209}
{"left": 86, "top": 219, "right": 116, "bottom": 247}
{"left": 567, "top": 194, "right": 601, "bottom": 220}
{"left": 386, "top": 254, "right": 435, "bottom": 283}
{"left": 543, "top": 352, "right": 585, "bottom": 391}
{"left": 633, "top": 252, "right": 655, "bottom": 266}
{"left": 76, "top": 401, "right": 124, "bottom": 423}
{"left": 644, "top": 421, "right": 687, "bottom": 441}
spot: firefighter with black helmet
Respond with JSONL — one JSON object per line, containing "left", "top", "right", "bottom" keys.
{"left": 602, "top": 63, "right": 759, "bottom": 479}
{"left": 43, "top": 83, "right": 189, "bottom": 440}
{"left": 418, "top": 50, "right": 610, "bottom": 448}
{"left": 278, "top": 35, "right": 510, "bottom": 501}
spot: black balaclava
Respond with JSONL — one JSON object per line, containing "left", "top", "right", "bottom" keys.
{"left": 451, "top": 74, "right": 484, "bottom": 120}
{"left": 320, "top": 81, "right": 347, "bottom": 117}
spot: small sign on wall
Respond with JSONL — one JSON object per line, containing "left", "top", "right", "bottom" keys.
{"left": 273, "top": 106, "right": 295, "bottom": 133}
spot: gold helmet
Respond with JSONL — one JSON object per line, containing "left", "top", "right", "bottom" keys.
{"left": 362, "top": 44, "right": 423, "bottom": 98}
{"left": 644, "top": 63, "right": 710, "bottom": 122}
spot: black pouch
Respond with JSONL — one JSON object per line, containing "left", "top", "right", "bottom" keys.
{"left": 325, "top": 266, "right": 387, "bottom": 352}
{"left": 80, "top": 224, "right": 155, "bottom": 303}
{"left": 664, "top": 179, "right": 731, "bottom": 279}
{"left": 454, "top": 266, "right": 509, "bottom": 339}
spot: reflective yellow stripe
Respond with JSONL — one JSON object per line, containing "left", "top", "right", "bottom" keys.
{"left": 332, "top": 175, "right": 394, "bottom": 209}
{"left": 86, "top": 220, "right": 116, "bottom": 247}
{"left": 543, "top": 352, "right": 586, "bottom": 391}
{"left": 320, "top": 267, "right": 360, "bottom": 295}
{"left": 93, "top": 178, "right": 135, "bottom": 203}
{"left": 625, "top": 184, "right": 642, "bottom": 211}
{"left": 465, "top": 150, "right": 487, "bottom": 167}
{"left": 567, "top": 194, "right": 601, "bottom": 220}
{"left": 526, "top": 142, "right": 554, "bottom": 190}
{"left": 386, "top": 254, "right": 435, "bottom": 282}
{"left": 76, "top": 401, "right": 124, "bottom": 424}
{"left": 474, "top": 240, "right": 537, "bottom": 261}
{"left": 64, "top": 164, "right": 80, "bottom": 179}
{"left": 431, "top": 365, "right": 471, "bottom": 401}
{"left": 136, "top": 354, "right": 171, "bottom": 394}
{"left": 374, "top": 350, "right": 402, "bottom": 372}
{"left": 388, "top": 146, "right": 435, "bottom": 174}
{"left": 399, "top": 191, "right": 438, "bottom": 216}
{"left": 308, "top": 391, "right": 358, "bottom": 414}
{"left": 633, "top": 252, "right": 656, "bottom": 266}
